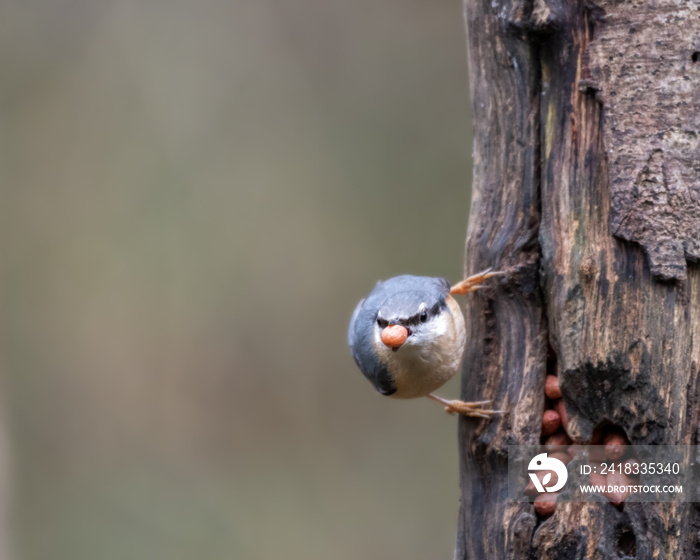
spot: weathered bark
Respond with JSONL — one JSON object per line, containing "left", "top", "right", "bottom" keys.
{"left": 458, "top": 0, "right": 700, "bottom": 558}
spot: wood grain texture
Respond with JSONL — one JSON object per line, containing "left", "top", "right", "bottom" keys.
{"left": 458, "top": 0, "right": 547, "bottom": 557}
{"left": 582, "top": 0, "right": 700, "bottom": 281}
{"left": 459, "top": 0, "right": 700, "bottom": 557}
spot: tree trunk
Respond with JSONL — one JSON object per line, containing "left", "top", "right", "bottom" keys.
{"left": 457, "top": 0, "right": 700, "bottom": 558}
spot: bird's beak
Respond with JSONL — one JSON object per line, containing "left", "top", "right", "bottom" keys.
{"left": 381, "top": 324, "right": 408, "bottom": 351}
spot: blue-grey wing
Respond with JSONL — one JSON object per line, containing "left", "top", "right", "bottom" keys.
{"left": 347, "top": 298, "right": 365, "bottom": 355}
{"left": 347, "top": 296, "right": 396, "bottom": 396}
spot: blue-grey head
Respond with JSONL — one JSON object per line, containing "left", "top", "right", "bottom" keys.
{"left": 348, "top": 275, "right": 467, "bottom": 399}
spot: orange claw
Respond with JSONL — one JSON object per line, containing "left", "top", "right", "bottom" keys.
{"left": 450, "top": 268, "right": 505, "bottom": 295}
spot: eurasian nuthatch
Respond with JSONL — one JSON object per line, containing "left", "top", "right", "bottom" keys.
{"left": 348, "top": 269, "right": 503, "bottom": 417}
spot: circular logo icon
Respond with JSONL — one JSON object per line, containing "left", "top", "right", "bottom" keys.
{"left": 528, "top": 452, "right": 568, "bottom": 493}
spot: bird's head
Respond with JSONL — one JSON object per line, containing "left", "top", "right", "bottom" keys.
{"left": 374, "top": 290, "right": 448, "bottom": 353}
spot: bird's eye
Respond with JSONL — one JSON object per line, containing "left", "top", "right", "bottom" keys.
{"left": 377, "top": 317, "right": 387, "bottom": 328}
{"left": 420, "top": 310, "right": 428, "bottom": 323}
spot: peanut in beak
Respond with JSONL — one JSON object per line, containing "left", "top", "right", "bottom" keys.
{"left": 380, "top": 324, "right": 408, "bottom": 350}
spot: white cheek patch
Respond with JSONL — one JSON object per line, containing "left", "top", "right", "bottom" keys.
{"left": 410, "top": 313, "right": 450, "bottom": 345}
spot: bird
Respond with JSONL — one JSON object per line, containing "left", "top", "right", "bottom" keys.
{"left": 348, "top": 269, "right": 503, "bottom": 417}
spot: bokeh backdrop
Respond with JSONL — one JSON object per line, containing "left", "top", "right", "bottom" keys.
{"left": 0, "top": 0, "right": 474, "bottom": 558}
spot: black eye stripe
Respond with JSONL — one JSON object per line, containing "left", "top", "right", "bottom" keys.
{"left": 405, "top": 304, "right": 439, "bottom": 326}
{"left": 378, "top": 301, "right": 446, "bottom": 327}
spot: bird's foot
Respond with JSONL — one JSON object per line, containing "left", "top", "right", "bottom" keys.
{"left": 449, "top": 268, "right": 505, "bottom": 295}
{"left": 427, "top": 394, "right": 504, "bottom": 418}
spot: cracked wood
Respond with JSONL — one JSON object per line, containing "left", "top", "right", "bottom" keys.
{"left": 459, "top": 0, "right": 700, "bottom": 558}
{"left": 582, "top": 0, "right": 700, "bottom": 281}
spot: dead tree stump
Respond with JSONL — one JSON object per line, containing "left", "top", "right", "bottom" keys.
{"left": 457, "top": 0, "right": 700, "bottom": 557}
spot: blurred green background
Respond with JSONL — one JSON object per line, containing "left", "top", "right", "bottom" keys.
{"left": 0, "top": 0, "right": 473, "bottom": 558}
